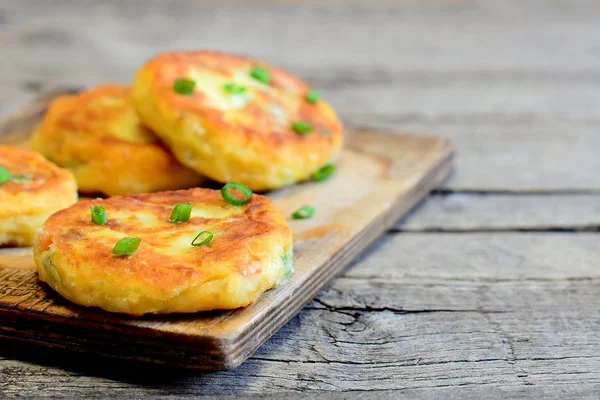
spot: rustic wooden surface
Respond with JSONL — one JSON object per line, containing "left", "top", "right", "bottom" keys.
{"left": 0, "top": 95, "right": 452, "bottom": 370}
{"left": 1, "top": 0, "right": 599, "bottom": 397}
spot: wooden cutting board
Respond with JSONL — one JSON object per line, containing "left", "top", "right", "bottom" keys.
{"left": 0, "top": 88, "right": 453, "bottom": 370}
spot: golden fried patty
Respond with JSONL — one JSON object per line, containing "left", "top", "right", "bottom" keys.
{"left": 34, "top": 188, "right": 293, "bottom": 315}
{"left": 0, "top": 146, "right": 77, "bottom": 246}
{"left": 132, "top": 51, "right": 344, "bottom": 191}
{"left": 30, "top": 85, "right": 207, "bottom": 196}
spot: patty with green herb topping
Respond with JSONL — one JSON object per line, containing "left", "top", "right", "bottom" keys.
{"left": 33, "top": 187, "right": 293, "bottom": 316}
{"left": 132, "top": 51, "right": 344, "bottom": 191}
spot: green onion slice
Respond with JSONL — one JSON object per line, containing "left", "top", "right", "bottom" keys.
{"left": 173, "top": 78, "right": 196, "bottom": 95}
{"left": 223, "top": 82, "right": 247, "bottom": 94}
{"left": 292, "top": 205, "right": 316, "bottom": 220}
{"left": 112, "top": 237, "right": 141, "bottom": 256}
{"left": 306, "top": 90, "right": 321, "bottom": 104}
{"left": 169, "top": 203, "right": 192, "bottom": 223}
{"left": 11, "top": 173, "right": 30, "bottom": 183}
{"left": 0, "top": 167, "right": 11, "bottom": 184}
{"left": 250, "top": 66, "right": 270, "bottom": 84}
{"left": 312, "top": 164, "right": 336, "bottom": 182}
{"left": 90, "top": 205, "right": 108, "bottom": 225}
{"left": 292, "top": 121, "right": 314, "bottom": 135}
{"left": 192, "top": 231, "right": 213, "bottom": 247}
{"left": 221, "top": 182, "right": 253, "bottom": 206}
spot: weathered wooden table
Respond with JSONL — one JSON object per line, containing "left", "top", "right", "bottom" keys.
{"left": 1, "top": 0, "right": 599, "bottom": 397}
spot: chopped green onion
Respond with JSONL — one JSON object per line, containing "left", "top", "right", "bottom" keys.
{"left": 292, "top": 121, "right": 314, "bottom": 135}
{"left": 250, "top": 66, "right": 270, "bottom": 84}
{"left": 292, "top": 205, "right": 315, "bottom": 220}
{"left": 221, "top": 182, "right": 253, "bottom": 206}
{"left": 90, "top": 205, "right": 108, "bottom": 225}
{"left": 169, "top": 203, "right": 192, "bottom": 223}
{"left": 11, "top": 173, "right": 30, "bottom": 183}
{"left": 192, "top": 231, "right": 213, "bottom": 247}
{"left": 223, "top": 82, "right": 247, "bottom": 94}
{"left": 173, "top": 78, "right": 195, "bottom": 95}
{"left": 112, "top": 237, "right": 141, "bottom": 256}
{"left": 312, "top": 164, "right": 336, "bottom": 182}
{"left": 306, "top": 90, "right": 321, "bottom": 104}
{"left": 0, "top": 167, "right": 11, "bottom": 184}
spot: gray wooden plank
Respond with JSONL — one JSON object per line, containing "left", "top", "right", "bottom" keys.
{"left": 1, "top": 233, "right": 598, "bottom": 395}
{"left": 1, "top": 0, "right": 600, "bottom": 113}
{"left": 326, "top": 74, "right": 600, "bottom": 125}
{"left": 396, "top": 194, "right": 600, "bottom": 231}
{"left": 385, "top": 121, "right": 600, "bottom": 191}
{"left": 4, "top": 69, "right": 600, "bottom": 125}
{"left": 126, "top": 386, "right": 600, "bottom": 400}
{"left": 2, "top": 0, "right": 600, "bottom": 72}
{"left": 123, "top": 386, "right": 600, "bottom": 400}
{"left": 343, "top": 232, "right": 600, "bottom": 281}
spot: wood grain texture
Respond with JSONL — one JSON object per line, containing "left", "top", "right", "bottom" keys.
{"left": 0, "top": 90, "right": 453, "bottom": 370}
{"left": 397, "top": 193, "right": 600, "bottom": 231}
{"left": 373, "top": 121, "right": 600, "bottom": 192}
{"left": 2, "top": 0, "right": 600, "bottom": 78}
{"left": 338, "top": 233, "right": 600, "bottom": 282}
{"left": 1, "top": 234, "right": 598, "bottom": 397}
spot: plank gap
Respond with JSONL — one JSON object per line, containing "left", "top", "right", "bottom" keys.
{"left": 431, "top": 189, "right": 600, "bottom": 196}
{"left": 389, "top": 226, "right": 600, "bottom": 234}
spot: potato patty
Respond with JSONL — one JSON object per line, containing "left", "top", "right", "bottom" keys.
{"left": 0, "top": 146, "right": 77, "bottom": 246}
{"left": 33, "top": 188, "right": 293, "bottom": 316}
{"left": 30, "top": 85, "right": 207, "bottom": 196}
{"left": 132, "top": 51, "right": 344, "bottom": 191}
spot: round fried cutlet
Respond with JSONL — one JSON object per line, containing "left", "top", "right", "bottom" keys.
{"left": 33, "top": 187, "right": 293, "bottom": 315}
{"left": 132, "top": 51, "right": 344, "bottom": 191}
{"left": 0, "top": 146, "right": 77, "bottom": 247}
{"left": 30, "top": 85, "right": 207, "bottom": 196}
